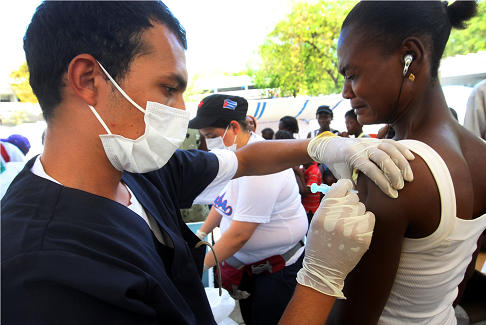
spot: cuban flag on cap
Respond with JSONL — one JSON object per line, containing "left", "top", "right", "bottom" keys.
{"left": 223, "top": 99, "right": 237, "bottom": 110}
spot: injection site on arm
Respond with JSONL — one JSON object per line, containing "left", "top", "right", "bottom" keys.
{"left": 311, "top": 183, "right": 358, "bottom": 194}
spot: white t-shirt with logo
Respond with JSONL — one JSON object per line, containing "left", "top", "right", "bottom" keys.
{"left": 215, "top": 133, "right": 308, "bottom": 265}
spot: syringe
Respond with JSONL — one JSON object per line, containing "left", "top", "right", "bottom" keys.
{"left": 310, "top": 183, "right": 358, "bottom": 194}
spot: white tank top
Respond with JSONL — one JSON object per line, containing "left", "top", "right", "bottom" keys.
{"left": 378, "top": 140, "right": 486, "bottom": 325}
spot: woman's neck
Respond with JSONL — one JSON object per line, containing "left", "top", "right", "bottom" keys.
{"left": 392, "top": 83, "right": 449, "bottom": 141}
{"left": 236, "top": 130, "right": 252, "bottom": 149}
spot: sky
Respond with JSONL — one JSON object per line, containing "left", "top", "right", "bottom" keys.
{"left": 0, "top": 0, "right": 310, "bottom": 84}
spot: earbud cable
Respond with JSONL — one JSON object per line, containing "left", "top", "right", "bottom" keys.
{"left": 385, "top": 75, "right": 406, "bottom": 139}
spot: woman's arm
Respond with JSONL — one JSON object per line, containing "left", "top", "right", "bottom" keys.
{"left": 203, "top": 220, "right": 259, "bottom": 268}
{"left": 280, "top": 179, "right": 375, "bottom": 325}
{"left": 293, "top": 166, "right": 306, "bottom": 195}
{"left": 326, "top": 156, "right": 440, "bottom": 324}
{"left": 199, "top": 206, "right": 223, "bottom": 236}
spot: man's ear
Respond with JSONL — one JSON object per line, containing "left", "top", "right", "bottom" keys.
{"left": 68, "top": 54, "right": 104, "bottom": 106}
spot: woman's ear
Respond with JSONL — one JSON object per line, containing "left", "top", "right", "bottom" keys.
{"left": 230, "top": 120, "right": 241, "bottom": 134}
{"left": 401, "top": 37, "right": 426, "bottom": 77}
{"left": 68, "top": 54, "right": 104, "bottom": 106}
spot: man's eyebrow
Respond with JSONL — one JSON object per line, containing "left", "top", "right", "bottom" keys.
{"left": 163, "top": 73, "right": 187, "bottom": 90}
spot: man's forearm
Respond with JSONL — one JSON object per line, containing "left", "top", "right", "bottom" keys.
{"left": 234, "top": 139, "right": 313, "bottom": 179}
{"left": 279, "top": 284, "right": 336, "bottom": 325}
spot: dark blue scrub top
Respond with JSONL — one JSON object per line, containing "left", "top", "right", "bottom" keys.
{"left": 1, "top": 149, "right": 219, "bottom": 325}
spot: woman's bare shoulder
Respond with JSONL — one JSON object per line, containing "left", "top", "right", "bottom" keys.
{"left": 359, "top": 151, "right": 442, "bottom": 238}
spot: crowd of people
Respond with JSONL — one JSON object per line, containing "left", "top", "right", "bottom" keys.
{"left": 1, "top": 1, "right": 486, "bottom": 325}
{"left": 1, "top": 134, "right": 31, "bottom": 198}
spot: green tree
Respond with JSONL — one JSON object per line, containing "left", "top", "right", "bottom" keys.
{"left": 9, "top": 62, "right": 38, "bottom": 104}
{"left": 443, "top": 1, "right": 486, "bottom": 58}
{"left": 253, "top": 1, "right": 356, "bottom": 97}
{"left": 183, "top": 73, "right": 211, "bottom": 103}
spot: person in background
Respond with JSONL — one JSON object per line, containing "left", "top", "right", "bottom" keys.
{"left": 41, "top": 129, "right": 47, "bottom": 146}
{"left": 275, "top": 130, "right": 306, "bottom": 200}
{"left": 2, "top": 134, "right": 31, "bottom": 156}
{"left": 179, "top": 128, "right": 209, "bottom": 223}
{"left": 307, "top": 105, "right": 339, "bottom": 139}
{"left": 320, "top": 165, "right": 337, "bottom": 187}
{"left": 464, "top": 79, "right": 486, "bottom": 140}
{"left": 342, "top": 109, "right": 370, "bottom": 138}
{"left": 1, "top": 140, "right": 27, "bottom": 164}
{"left": 1, "top": 140, "right": 28, "bottom": 199}
{"left": 449, "top": 107, "right": 458, "bottom": 122}
{"left": 343, "top": 110, "right": 371, "bottom": 185}
{"left": 279, "top": 116, "right": 299, "bottom": 138}
{"left": 1, "top": 135, "right": 30, "bottom": 198}
{"left": 246, "top": 115, "right": 257, "bottom": 133}
{"left": 191, "top": 94, "right": 308, "bottom": 325}
{"left": 307, "top": 106, "right": 339, "bottom": 186}
{"left": 274, "top": 130, "right": 293, "bottom": 140}
{"left": 377, "top": 124, "right": 396, "bottom": 139}
{"left": 300, "top": 161, "right": 322, "bottom": 225}
{"left": 261, "top": 127, "right": 275, "bottom": 140}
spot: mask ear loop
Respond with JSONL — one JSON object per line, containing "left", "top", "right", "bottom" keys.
{"left": 195, "top": 240, "right": 222, "bottom": 296}
{"left": 222, "top": 124, "right": 230, "bottom": 138}
{"left": 89, "top": 105, "right": 113, "bottom": 135}
{"left": 96, "top": 60, "right": 146, "bottom": 114}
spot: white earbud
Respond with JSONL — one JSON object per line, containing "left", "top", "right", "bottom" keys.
{"left": 403, "top": 54, "right": 413, "bottom": 77}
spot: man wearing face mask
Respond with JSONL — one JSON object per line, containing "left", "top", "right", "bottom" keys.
{"left": 2, "top": 2, "right": 415, "bottom": 324}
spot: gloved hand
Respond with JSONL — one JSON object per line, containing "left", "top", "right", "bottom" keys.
{"left": 297, "top": 179, "right": 375, "bottom": 299}
{"left": 196, "top": 230, "right": 207, "bottom": 240}
{"left": 307, "top": 132, "right": 414, "bottom": 198}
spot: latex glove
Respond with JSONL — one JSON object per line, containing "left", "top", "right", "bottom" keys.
{"left": 196, "top": 230, "right": 207, "bottom": 240}
{"left": 297, "top": 179, "right": 375, "bottom": 299}
{"left": 307, "top": 132, "right": 414, "bottom": 198}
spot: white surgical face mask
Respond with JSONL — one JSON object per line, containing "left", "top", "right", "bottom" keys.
{"left": 206, "top": 125, "right": 238, "bottom": 152}
{"left": 88, "top": 61, "right": 189, "bottom": 173}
